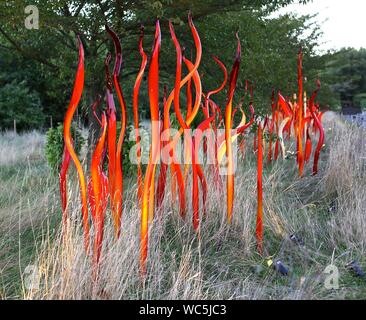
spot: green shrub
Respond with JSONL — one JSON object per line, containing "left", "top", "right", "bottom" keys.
{"left": 45, "top": 123, "right": 85, "bottom": 172}
{"left": 45, "top": 121, "right": 141, "bottom": 177}
{"left": 116, "top": 122, "right": 142, "bottom": 178}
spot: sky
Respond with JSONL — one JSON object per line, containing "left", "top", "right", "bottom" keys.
{"left": 274, "top": 0, "right": 366, "bottom": 52}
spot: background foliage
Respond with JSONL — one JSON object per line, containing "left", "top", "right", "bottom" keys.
{"left": 0, "top": 0, "right": 365, "bottom": 133}
{"left": 45, "top": 123, "right": 85, "bottom": 171}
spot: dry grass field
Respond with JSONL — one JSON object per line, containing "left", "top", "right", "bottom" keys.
{"left": 0, "top": 113, "right": 365, "bottom": 300}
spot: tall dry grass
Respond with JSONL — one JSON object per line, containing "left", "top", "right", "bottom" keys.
{"left": 0, "top": 131, "right": 44, "bottom": 166}
{"left": 1, "top": 114, "right": 365, "bottom": 300}
{"left": 0, "top": 130, "right": 59, "bottom": 298}
{"left": 322, "top": 115, "right": 366, "bottom": 253}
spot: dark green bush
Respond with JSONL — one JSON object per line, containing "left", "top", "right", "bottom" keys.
{"left": 45, "top": 123, "right": 85, "bottom": 172}
{"left": 0, "top": 80, "right": 45, "bottom": 130}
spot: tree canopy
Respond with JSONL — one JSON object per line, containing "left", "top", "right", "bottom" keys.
{"left": 1, "top": 0, "right": 362, "bottom": 131}
{"left": 321, "top": 48, "right": 366, "bottom": 110}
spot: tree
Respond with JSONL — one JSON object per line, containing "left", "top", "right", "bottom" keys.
{"left": 0, "top": 79, "right": 44, "bottom": 130}
{"left": 321, "top": 48, "right": 366, "bottom": 111}
{"left": 0, "top": 0, "right": 314, "bottom": 136}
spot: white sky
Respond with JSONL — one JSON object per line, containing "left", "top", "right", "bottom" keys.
{"left": 274, "top": 0, "right": 366, "bottom": 52}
